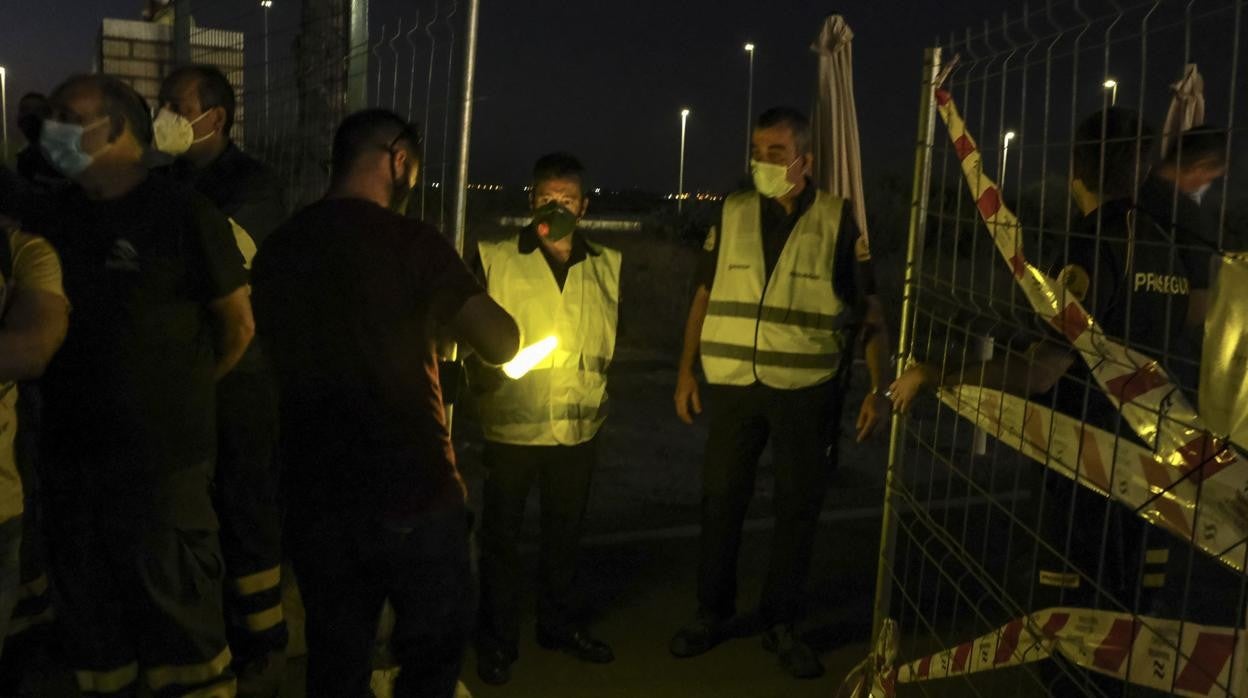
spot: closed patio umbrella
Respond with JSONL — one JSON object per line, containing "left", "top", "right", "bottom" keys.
{"left": 811, "top": 14, "right": 870, "bottom": 249}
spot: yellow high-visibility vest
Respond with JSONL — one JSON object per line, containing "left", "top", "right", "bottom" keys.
{"left": 700, "top": 189, "right": 848, "bottom": 389}
{"left": 477, "top": 235, "right": 621, "bottom": 446}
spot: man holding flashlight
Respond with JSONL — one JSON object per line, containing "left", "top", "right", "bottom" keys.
{"left": 471, "top": 153, "right": 620, "bottom": 686}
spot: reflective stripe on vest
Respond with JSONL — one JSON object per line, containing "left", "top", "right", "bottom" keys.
{"left": 700, "top": 190, "right": 847, "bottom": 389}
{"left": 477, "top": 236, "right": 621, "bottom": 446}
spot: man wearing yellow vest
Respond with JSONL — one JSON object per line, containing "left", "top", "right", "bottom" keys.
{"left": 670, "top": 108, "right": 891, "bottom": 679}
{"left": 472, "top": 153, "right": 620, "bottom": 686}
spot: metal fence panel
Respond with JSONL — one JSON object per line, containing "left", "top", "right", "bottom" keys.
{"left": 870, "top": 1, "right": 1248, "bottom": 696}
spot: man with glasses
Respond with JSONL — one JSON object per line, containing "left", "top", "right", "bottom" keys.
{"left": 252, "top": 109, "right": 519, "bottom": 697}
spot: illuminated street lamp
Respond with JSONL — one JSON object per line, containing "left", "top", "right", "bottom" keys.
{"left": 1000, "top": 130, "right": 1016, "bottom": 190}
{"left": 743, "top": 42, "right": 755, "bottom": 173}
{"left": 678, "top": 108, "right": 690, "bottom": 214}
{"left": 0, "top": 66, "right": 8, "bottom": 160}
{"left": 1103, "top": 78, "right": 1118, "bottom": 106}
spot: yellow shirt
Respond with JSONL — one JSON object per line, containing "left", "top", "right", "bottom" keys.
{"left": 0, "top": 229, "right": 66, "bottom": 522}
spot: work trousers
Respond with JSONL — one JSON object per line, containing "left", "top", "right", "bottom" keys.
{"left": 287, "top": 502, "right": 473, "bottom": 698}
{"left": 1033, "top": 468, "right": 1242, "bottom": 697}
{"left": 0, "top": 517, "right": 22, "bottom": 656}
{"left": 0, "top": 384, "right": 54, "bottom": 693}
{"left": 44, "top": 480, "right": 235, "bottom": 698}
{"left": 697, "top": 381, "right": 844, "bottom": 624}
{"left": 214, "top": 368, "right": 286, "bottom": 662}
{"left": 476, "top": 439, "right": 596, "bottom": 656}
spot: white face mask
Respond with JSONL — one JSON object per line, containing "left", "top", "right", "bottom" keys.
{"left": 1189, "top": 182, "right": 1213, "bottom": 205}
{"left": 152, "top": 108, "right": 213, "bottom": 156}
{"left": 751, "top": 157, "right": 800, "bottom": 199}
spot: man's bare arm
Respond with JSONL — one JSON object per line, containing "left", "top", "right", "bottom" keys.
{"left": 674, "top": 284, "right": 710, "bottom": 424}
{"left": 855, "top": 294, "right": 891, "bottom": 441}
{"left": 209, "top": 285, "right": 256, "bottom": 380}
{"left": 0, "top": 288, "right": 69, "bottom": 381}
{"left": 447, "top": 293, "right": 520, "bottom": 367}
{"left": 890, "top": 339, "right": 1075, "bottom": 414}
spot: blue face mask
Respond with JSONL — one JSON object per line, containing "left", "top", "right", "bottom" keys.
{"left": 40, "top": 118, "right": 109, "bottom": 178}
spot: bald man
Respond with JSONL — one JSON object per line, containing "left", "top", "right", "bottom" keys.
{"left": 30, "top": 74, "right": 251, "bottom": 698}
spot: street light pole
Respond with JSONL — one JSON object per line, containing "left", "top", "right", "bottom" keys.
{"left": 0, "top": 66, "right": 8, "bottom": 161}
{"left": 679, "top": 108, "right": 690, "bottom": 214}
{"left": 1000, "top": 130, "right": 1016, "bottom": 191}
{"left": 744, "top": 42, "right": 755, "bottom": 174}
{"left": 1103, "top": 78, "right": 1118, "bottom": 106}
{"left": 261, "top": 1, "right": 272, "bottom": 136}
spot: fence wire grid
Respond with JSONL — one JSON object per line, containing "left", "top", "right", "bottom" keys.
{"left": 162, "top": 0, "right": 466, "bottom": 218}
{"left": 876, "top": 1, "right": 1248, "bottom": 696}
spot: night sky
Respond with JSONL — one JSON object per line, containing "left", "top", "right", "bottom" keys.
{"left": 4, "top": 0, "right": 1033, "bottom": 193}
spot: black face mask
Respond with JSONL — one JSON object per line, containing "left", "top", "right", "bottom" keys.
{"left": 18, "top": 115, "right": 42, "bottom": 145}
{"left": 531, "top": 201, "right": 579, "bottom": 242}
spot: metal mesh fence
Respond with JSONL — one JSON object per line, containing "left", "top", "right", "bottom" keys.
{"left": 871, "top": 1, "right": 1248, "bottom": 696}
{"left": 125, "top": 1, "right": 467, "bottom": 217}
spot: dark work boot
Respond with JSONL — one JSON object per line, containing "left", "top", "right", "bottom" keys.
{"left": 762, "top": 624, "right": 824, "bottom": 679}
{"left": 535, "top": 626, "right": 614, "bottom": 664}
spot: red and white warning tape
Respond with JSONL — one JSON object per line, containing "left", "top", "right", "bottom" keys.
{"left": 846, "top": 84, "right": 1248, "bottom": 698}
{"left": 939, "top": 385, "right": 1248, "bottom": 572}
{"left": 931, "top": 88, "right": 1248, "bottom": 572}
{"left": 891, "top": 607, "right": 1245, "bottom": 696}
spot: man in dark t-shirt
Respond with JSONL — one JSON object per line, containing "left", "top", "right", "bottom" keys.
{"left": 32, "top": 74, "right": 253, "bottom": 697}
{"left": 252, "top": 109, "right": 518, "bottom": 698}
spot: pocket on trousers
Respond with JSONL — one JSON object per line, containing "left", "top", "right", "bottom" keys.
{"left": 172, "top": 528, "right": 225, "bottom": 602}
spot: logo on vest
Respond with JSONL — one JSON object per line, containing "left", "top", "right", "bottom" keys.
{"left": 1133, "top": 272, "right": 1189, "bottom": 296}
{"left": 106, "top": 239, "right": 141, "bottom": 272}
{"left": 790, "top": 271, "right": 822, "bottom": 280}
{"left": 728, "top": 263, "right": 751, "bottom": 271}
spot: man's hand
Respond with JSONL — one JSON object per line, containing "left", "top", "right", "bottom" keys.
{"left": 468, "top": 359, "right": 506, "bottom": 396}
{"left": 888, "top": 363, "right": 938, "bottom": 415}
{"left": 674, "top": 368, "right": 703, "bottom": 425}
{"left": 855, "top": 391, "right": 890, "bottom": 442}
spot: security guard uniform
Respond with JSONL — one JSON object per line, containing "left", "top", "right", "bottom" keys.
{"left": 696, "top": 186, "right": 858, "bottom": 625}
{"left": 474, "top": 228, "right": 620, "bottom": 658}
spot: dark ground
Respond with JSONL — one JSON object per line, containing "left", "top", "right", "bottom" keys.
{"left": 16, "top": 224, "right": 902, "bottom": 696}
{"left": 447, "top": 356, "right": 891, "bottom": 698}
{"left": 14, "top": 356, "right": 891, "bottom": 698}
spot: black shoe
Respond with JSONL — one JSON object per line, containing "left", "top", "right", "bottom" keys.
{"left": 476, "top": 647, "right": 513, "bottom": 686}
{"left": 669, "top": 613, "right": 728, "bottom": 658}
{"left": 535, "top": 626, "right": 615, "bottom": 664}
{"left": 762, "top": 624, "right": 824, "bottom": 679}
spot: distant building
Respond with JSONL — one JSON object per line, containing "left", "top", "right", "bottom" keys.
{"left": 98, "top": 17, "right": 245, "bottom": 141}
